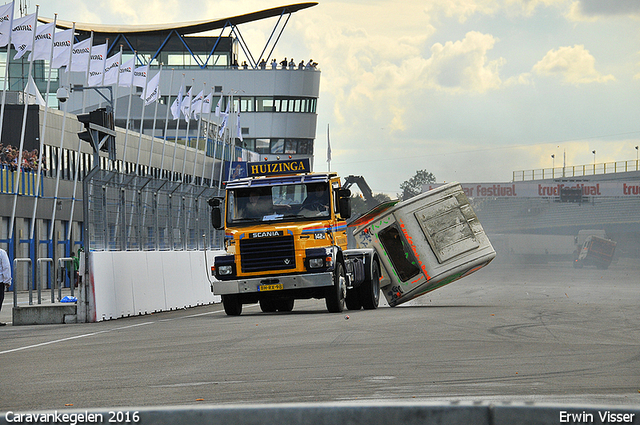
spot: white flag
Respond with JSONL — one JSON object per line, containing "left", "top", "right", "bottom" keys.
{"left": 218, "top": 100, "right": 230, "bottom": 137}
{"left": 214, "top": 95, "right": 223, "bottom": 117}
{"left": 170, "top": 86, "right": 183, "bottom": 120}
{"left": 236, "top": 112, "right": 243, "bottom": 142}
{"left": 201, "top": 92, "right": 213, "bottom": 117}
{"left": 141, "top": 71, "right": 161, "bottom": 105}
{"left": 26, "top": 74, "right": 45, "bottom": 106}
{"left": 181, "top": 87, "right": 192, "bottom": 122}
{"left": 70, "top": 38, "right": 91, "bottom": 73}
{"left": 0, "top": 2, "right": 15, "bottom": 48}
{"left": 190, "top": 90, "right": 204, "bottom": 120}
{"left": 132, "top": 65, "right": 148, "bottom": 88}
{"left": 118, "top": 57, "right": 134, "bottom": 87}
{"left": 50, "top": 28, "right": 73, "bottom": 69}
{"left": 28, "top": 22, "right": 53, "bottom": 61}
{"left": 11, "top": 13, "right": 36, "bottom": 60}
{"left": 102, "top": 51, "right": 121, "bottom": 85}
{"left": 88, "top": 42, "right": 107, "bottom": 86}
{"left": 218, "top": 114, "right": 228, "bottom": 138}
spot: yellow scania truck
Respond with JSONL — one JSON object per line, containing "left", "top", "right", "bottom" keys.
{"left": 209, "top": 158, "right": 381, "bottom": 315}
{"left": 209, "top": 159, "right": 495, "bottom": 316}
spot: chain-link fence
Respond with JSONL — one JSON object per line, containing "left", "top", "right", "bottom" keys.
{"left": 84, "top": 169, "right": 222, "bottom": 251}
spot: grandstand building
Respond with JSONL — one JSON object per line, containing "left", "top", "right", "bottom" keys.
{"left": 0, "top": 3, "right": 321, "bottom": 290}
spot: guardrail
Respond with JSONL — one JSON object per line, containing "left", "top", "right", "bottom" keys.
{"left": 12, "top": 258, "right": 31, "bottom": 308}
{"left": 36, "top": 258, "right": 54, "bottom": 304}
{"left": 513, "top": 159, "right": 640, "bottom": 182}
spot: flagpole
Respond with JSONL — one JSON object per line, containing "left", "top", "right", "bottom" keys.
{"left": 327, "top": 123, "right": 331, "bottom": 172}
{"left": 217, "top": 95, "right": 228, "bottom": 193}
{"left": 210, "top": 93, "right": 223, "bottom": 188}
{"left": 181, "top": 82, "right": 194, "bottom": 182}
{"left": 191, "top": 82, "right": 206, "bottom": 184}
{"left": 147, "top": 63, "right": 163, "bottom": 175}
{"left": 0, "top": 1, "right": 15, "bottom": 147}
{"left": 111, "top": 45, "right": 123, "bottom": 170}
{"left": 81, "top": 32, "right": 94, "bottom": 114}
{"left": 207, "top": 92, "right": 218, "bottom": 188}
{"left": 134, "top": 64, "right": 151, "bottom": 175}
{"left": 122, "top": 51, "right": 137, "bottom": 174}
{"left": 159, "top": 68, "right": 175, "bottom": 176}
{"left": 200, "top": 90, "right": 213, "bottom": 185}
{"left": 9, "top": 5, "right": 39, "bottom": 242}
{"left": 29, "top": 13, "right": 57, "bottom": 241}
{"left": 170, "top": 74, "right": 185, "bottom": 181}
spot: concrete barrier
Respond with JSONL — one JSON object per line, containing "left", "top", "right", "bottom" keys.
{"left": 1, "top": 403, "right": 638, "bottom": 425}
{"left": 88, "top": 250, "right": 224, "bottom": 322}
{"left": 12, "top": 303, "right": 77, "bottom": 325}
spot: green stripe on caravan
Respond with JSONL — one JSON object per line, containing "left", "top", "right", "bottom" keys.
{"left": 247, "top": 159, "right": 311, "bottom": 177}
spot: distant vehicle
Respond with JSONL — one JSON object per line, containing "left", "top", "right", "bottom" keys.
{"left": 573, "top": 230, "right": 616, "bottom": 269}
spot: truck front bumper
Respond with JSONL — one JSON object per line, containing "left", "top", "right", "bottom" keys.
{"left": 213, "top": 272, "right": 334, "bottom": 295}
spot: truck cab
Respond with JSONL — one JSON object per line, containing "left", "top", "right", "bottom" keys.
{"left": 210, "top": 159, "right": 381, "bottom": 315}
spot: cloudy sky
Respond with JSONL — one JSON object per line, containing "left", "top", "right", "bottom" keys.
{"left": 30, "top": 0, "right": 640, "bottom": 196}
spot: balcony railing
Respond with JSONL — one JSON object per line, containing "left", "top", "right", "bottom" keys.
{"left": 513, "top": 159, "right": 640, "bottom": 182}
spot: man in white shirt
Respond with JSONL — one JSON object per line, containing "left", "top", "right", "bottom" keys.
{"left": 0, "top": 248, "right": 11, "bottom": 326}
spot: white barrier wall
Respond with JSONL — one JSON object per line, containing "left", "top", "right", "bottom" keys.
{"left": 88, "top": 250, "right": 224, "bottom": 322}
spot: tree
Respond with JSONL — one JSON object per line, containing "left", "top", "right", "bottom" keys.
{"left": 398, "top": 170, "right": 436, "bottom": 201}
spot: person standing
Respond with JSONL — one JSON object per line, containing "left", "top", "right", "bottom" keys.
{"left": 0, "top": 248, "right": 11, "bottom": 326}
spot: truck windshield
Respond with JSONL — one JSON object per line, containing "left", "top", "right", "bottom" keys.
{"left": 227, "top": 182, "right": 331, "bottom": 225}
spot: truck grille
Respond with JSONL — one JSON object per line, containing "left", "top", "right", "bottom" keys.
{"left": 239, "top": 236, "right": 296, "bottom": 273}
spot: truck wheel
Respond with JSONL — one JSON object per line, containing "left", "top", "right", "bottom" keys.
{"left": 276, "top": 298, "right": 295, "bottom": 312}
{"left": 222, "top": 295, "right": 242, "bottom": 316}
{"left": 260, "top": 299, "right": 278, "bottom": 312}
{"left": 345, "top": 289, "right": 362, "bottom": 310}
{"left": 326, "top": 262, "right": 346, "bottom": 313}
{"left": 360, "top": 260, "right": 380, "bottom": 310}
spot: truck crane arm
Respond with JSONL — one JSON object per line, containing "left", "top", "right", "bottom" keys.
{"left": 342, "top": 175, "right": 375, "bottom": 209}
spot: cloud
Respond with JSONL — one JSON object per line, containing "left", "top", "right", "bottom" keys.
{"left": 424, "top": 31, "right": 505, "bottom": 93}
{"left": 532, "top": 45, "right": 615, "bottom": 84}
{"left": 425, "top": 0, "right": 499, "bottom": 23}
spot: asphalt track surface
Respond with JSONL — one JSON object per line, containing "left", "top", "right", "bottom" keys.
{"left": 1, "top": 259, "right": 639, "bottom": 412}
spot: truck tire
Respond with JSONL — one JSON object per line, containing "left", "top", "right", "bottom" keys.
{"left": 222, "top": 294, "right": 243, "bottom": 316}
{"left": 359, "top": 260, "right": 380, "bottom": 310}
{"left": 325, "top": 262, "right": 346, "bottom": 313}
{"left": 276, "top": 298, "right": 295, "bottom": 312}
{"left": 260, "top": 299, "right": 278, "bottom": 313}
{"left": 345, "top": 288, "right": 362, "bottom": 310}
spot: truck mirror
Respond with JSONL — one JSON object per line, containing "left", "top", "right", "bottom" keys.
{"left": 211, "top": 207, "right": 222, "bottom": 229}
{"left": 209, "top": 198, "right": 223, "bottom": 229}
{"left": 339, "top": 196, "right": 351, "bottom": 219}
{"left": 338, "top": 189, "right": 351, "bottom": 198}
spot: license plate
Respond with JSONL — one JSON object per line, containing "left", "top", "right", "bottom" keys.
{"left": 259, "top": 283, "right": 283, "bottom": 292}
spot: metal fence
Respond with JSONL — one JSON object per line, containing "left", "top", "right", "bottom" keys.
{"left": 83, "top": 169, "right": 222, "bottom": 251}
{"left": 513, "top": 159, "right": 640, "bottom": 182}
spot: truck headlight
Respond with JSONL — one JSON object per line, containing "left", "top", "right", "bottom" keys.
{"left": 308, "top": 258, "right": 324, "bottom": 269}
{"left": 218, "top": 265, "right": 234, "bottom": 275}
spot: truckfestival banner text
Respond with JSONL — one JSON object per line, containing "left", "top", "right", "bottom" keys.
{"left": 424, "top": 182, "right": 640, "bottom": 198}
